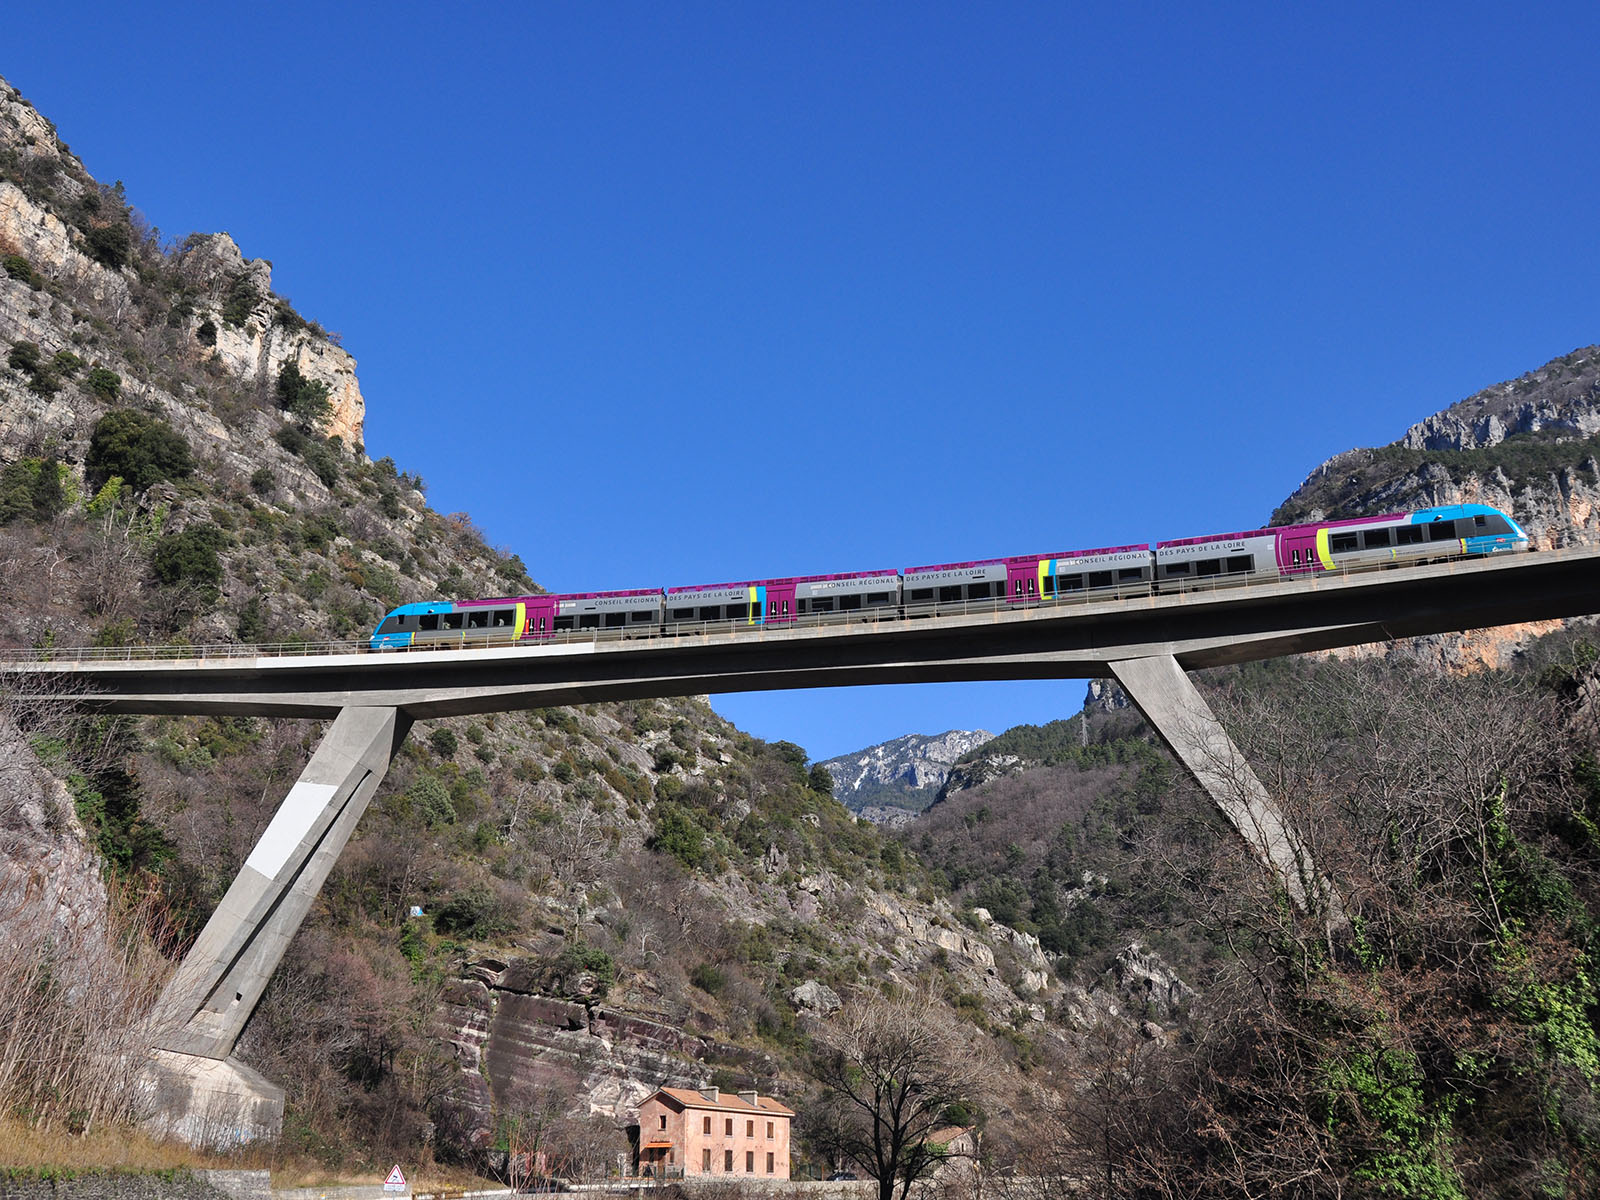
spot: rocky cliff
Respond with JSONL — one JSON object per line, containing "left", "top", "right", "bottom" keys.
{"left": 817, "top": 730, "right": 994, "bottom": 818}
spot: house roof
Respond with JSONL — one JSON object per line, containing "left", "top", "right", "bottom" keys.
{"left": 927, "top": 1126, "right": 976, "bottom": 1147}
{"left": 652, "top": 1087, "right": 796, "bottom": 1116}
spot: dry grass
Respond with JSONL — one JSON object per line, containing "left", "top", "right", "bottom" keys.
{"left": 0, "top": 1118, "right": 494, "bottom": 1191}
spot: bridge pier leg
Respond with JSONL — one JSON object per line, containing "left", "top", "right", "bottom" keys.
{"left": 1108, "top": 655, "right": 1340, "bottom": 922}
{"left": 142, "top": 705, "right": 412, "bottom": 1147}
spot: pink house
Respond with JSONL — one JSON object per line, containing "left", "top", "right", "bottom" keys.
{"left": 635, "top": 1086, "right": 794, "bottom": 1180}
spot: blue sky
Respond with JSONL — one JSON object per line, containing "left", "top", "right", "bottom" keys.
{"left": 8, "top": 4, "right": 1599, "bottom": 759}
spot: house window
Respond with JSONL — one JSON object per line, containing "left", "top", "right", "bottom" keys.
{"left": 703, "top": 1116, "right": 711, "bottom": 1135}
{"left": 767, "top": 1122, "right": 774, "bottom": 1138}
{"left": 659, "top": 1115, "right": 667, "bottom": 1130}
{"left": 724, "top": 1150, "right": 733, "bottom": 1172}
{"left": 747, "top": 1120, "right": 754, "bottom": 1137}
{"left": 746, "top": 1152, "right": 754, "bottom": 1172}
{"left": 725, "top": 1118, "right": 733, "bottom": 1136}
{"left": 703, "top": 1149, "right": 711, "bottom": 1171}
{"left": 767, "top": 1153, "right": 774, "bottom": 1174}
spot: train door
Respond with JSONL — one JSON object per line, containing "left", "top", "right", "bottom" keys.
{"left": 1280, "top": 528, "right": 1320, "bottom": 575}
{"left": 523, "top": 596, "right": 558, "bottom": 639}
{"left": 762, "top": 581, "right": 797, "bottom": 625}
{"left": 1005, "top": 559, "right": 1041, "bottom": 605}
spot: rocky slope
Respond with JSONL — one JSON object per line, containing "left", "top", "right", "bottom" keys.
{"left": 816, "top": 730, "right": 994, "bottom": 820}
{"left": 0, "top": 75, "right": 1085, "bottom": 1166}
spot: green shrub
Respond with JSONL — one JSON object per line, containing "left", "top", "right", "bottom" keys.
{"left": 428, "top": 727, "right": 459, "bottom": 758}
{"left": 648, "top": 803, "right": 707, "bottom": 869}
{"left": 7, "top": 340, "right": 41, "bottom": 372}
{"left": 431, "top": 885, "right": 512, "bottom": 939}
{"left": 151, "top": 525, "right": 225, "bottom": 592}
{"left": 2, "top": 253, "right": 41, "bottom": 288}
{"left": 51, "top": 349, "right": 83, "bottom": 376}
{"left": 86, "top": 409, "right": 195, "bottom": 491}
{"left": 275, "top": 361, "right": 331, "bottom": 430}
{"left": 195, "top": 318, "right": 217, "bottom": 346}
{"left": 406, "top": 775, "right": 457, "bottom": 827}
{"left": 249, "top": 466, "right": 275, "bottom": 495}
{"left": 221, "top": 275, "right": 257, "bottom": 327}
{"left": 690, "top": 962, "right": 725, "bottom": 994}
{"left": 236, "top": 596, "right": 266, "bottom": 642}
{"left": 84, "top": 223, "right": 131, "bottom": 269}
{"left": 84, "top": 366, "right": 120, "bottom": 400}
{"left": 0, "top": 457, "right": 67, "bottom": 523}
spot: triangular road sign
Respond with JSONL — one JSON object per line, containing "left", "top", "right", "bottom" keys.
{"left": 384, "top": 1165, "right": 407, "bottom": 1190}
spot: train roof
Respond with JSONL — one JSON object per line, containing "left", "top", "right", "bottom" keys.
{"left": 1157, "top": 512, "right": 1408, "bottom": 549}
{"left": 667, "top": 569, "right": 898, "bottom": 594}
{"left": 905, "top": 545, "right": 1148, "bottom": 574}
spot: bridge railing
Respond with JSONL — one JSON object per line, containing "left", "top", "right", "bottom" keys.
{"left": 0, "top": 549, "right": 1501, "bottom": 666}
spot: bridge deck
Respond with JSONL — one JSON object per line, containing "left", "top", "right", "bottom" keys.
{"left": 6, "top": 545, "right": 1597, "bottom": 718}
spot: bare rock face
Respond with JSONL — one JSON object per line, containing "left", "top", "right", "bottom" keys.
{"left": 436, "top": 957, "right": 779, "bottom": 1142}
{"left": 176, "top": 233, "right": 365, "bottom": 446}
{"left": 818, "top": 730, "right": 995, "bottom": 816}
{"left": 0, "top": 718, "right": 109, "bottom": 962}
{"left": 0, "top": 181, "right": 131, "bottom": 310}
{"left": 787, "top": 979, "right": 842, "bottom": 1016}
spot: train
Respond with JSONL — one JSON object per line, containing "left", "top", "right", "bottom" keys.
{"left": 368, "top": 503, "right": 1529, "bottom": 650}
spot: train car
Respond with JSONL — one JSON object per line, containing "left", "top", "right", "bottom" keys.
{"left": 369, "top": 597, "right": 527, "bottom": 649}
{"left": 902, "top": 546, "right": 1153, "bottom": 614}
{"left": 529, "top": 588, "right": 665, "bottom": 636}
{"left": 663, "top": 570, "right": 900, "bottom": 629}
{"left": 1155, "top": 503, "right": 1528, "bottom": 586}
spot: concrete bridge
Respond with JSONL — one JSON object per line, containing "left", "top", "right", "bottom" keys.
{"left": 8, "top": 543, "right": 1600, "bottom": 1146}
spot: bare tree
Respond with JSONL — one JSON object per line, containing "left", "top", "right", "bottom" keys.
{"left": 810, "top": 991, "right": 984, "bottom": 1200}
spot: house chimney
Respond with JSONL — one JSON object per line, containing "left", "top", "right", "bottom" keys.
{"left": 703, "top": 1086, "right": 719, "bottom": 1103}
{"left": 739, "top": 1090, "right": 760, "bottom": 1107}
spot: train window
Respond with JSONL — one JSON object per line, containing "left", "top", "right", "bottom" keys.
{"left": 443, "top": 613, "right": 465, "bottom": 630}
{"left": 1119, "top": 568, "right": 1144, "bottom": 582}
{"left": 554, "top": 616, "right": 575, "bottom": 631}
{"left": 1195, "top": 559, "right": 1222, "bottom": 577}
{"left": 1041, "top": 576, "right": 1056, "bottom": 594}
{"left": 1363, "top": 529, "right": 1391, "bottom": 549}
{"left": 1089, "top": 570, "right": 1113, "bottom": 587}
{"left": 839, "top": 594, "right": 863, "bottom": 611}
{"left": 1397, "top": 526, "right": 1424, "bottom": 545}
{"left": 418, "top": 614, "right": 438, "bottom": 631}
{"left": 909, "top": 588, "right": 934, "bottom": 602}
{"left": 631, "top": 610, "right": 654, "bottom": 622}
{"left": 782, "top": 601, "right": 790, "bottom": 616}
{"left": 1428, "top": 521, "right": 1458, "bottom": 542}
{"left": 750, "top": 603, "right": 762, "bottom": 620}
{"left": 1474, "top": 515, "right": 1486, "bottom": 527}
{"left": 671, "top": 607, "right": 694, "bottom": 621}
{"left": 726, "top": 604, "right": 750, "bottom": 621}
{"left": 1330, "top": 533, "right": 1359, "bottom": 553}
{"left": 495, "top": 609, "right": 514, "bottom": 627}
{"left": 579, "top": 614, "right": 601, "bottom": 629}
{"left": 970, "top": 582, "right": 993, "bottom": 600}
{"left": 464, "top": 611, "right": 487, "bottom": 629}
{"left": 867, "top": 592, "right": 892, "bottom": 606}
{"left": 699, "top": 606, "right": 720, "bottom": 621}
{"left": 939, "top": 586, "right": 961, "bottom": 603}
{"left": 1014, "top": 580, "right": 1024, "bottom": 596}
{"left": 1164, "top": 562, "right": 1190, "bottom": 576}
{"left": 604, "top": 612, "right": 627, "bottom": 628}
{"left": 1226, "top": 555, "right": 1253, "bottom": 573}
{"left": 1060, "top": 574, "right": 1084, "bottom": 591}
{"left": 538, "top": 618, "right": 547, "bottom": 631}
{"left": 812, "top": 597, "right": 835, "bottom": 612}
